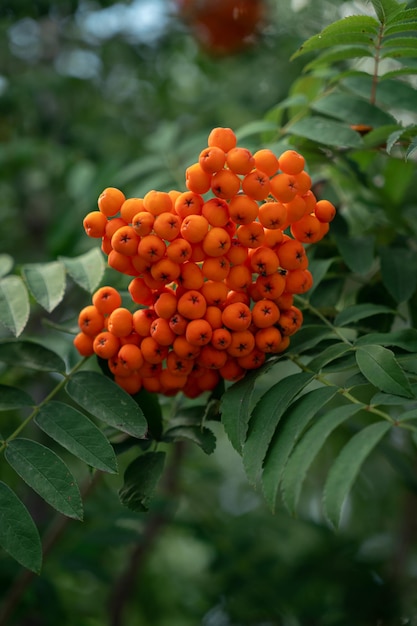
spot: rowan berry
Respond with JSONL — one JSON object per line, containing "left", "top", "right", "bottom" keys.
{"left": 201, "top": 198, "right": 230, "bottom": 227}
{"left": 73, "top": 332, "right": 95, "bottom": 356}
{"left": 285, "top": 269, "right": 313, "bottom": 294}
{"left": 226, "top": 147, "right": 255, "bottom": 175}
{"left": 290, "top": 214, "right": 322, "bottom": 244}
{"left": 211, "top": 169, "right": 241, "bottom": 199}
{"left": 202, "top": 227, "right": 231, "bottom": 257}
{"left": 295, "top": 171, "right": 312, "bottom": 195}
{"left": 228, "top": 194, "right": 259, "bottom": 225}
{"left": 118, "top": 343, "right": 144, "bottom": 371}
{"left": 137, "top": 234, "right": 166, "bottom": 263}
{"left": 107, "top": 307, "right": 133, "bottom": 337}
{"left": 241, "top": 169, "right": 270, "bottom": 200}
{"left": 219, "top": 357, "right": 245, "bottom": 381}
{"left": 199, "top": 146, "right": 226, "bottom": 173}
{"left": 169, "top": 312, "right": 188, "bottom": 335}
{"left": 143, "top": 190, "right": 173, "bottom": 216}
{"left": 153, "top": 212, "right": 181, "bottom": 241}
{"left": 278, "top": 306, "right": 303, "bottom": 336}
{"left": 179, "top": 261, "right": 204, "bottom": 290}
{"left": 253, "top": 149, "right": 279, "bottom": 176}
{"left": 115, "top": 372, "right": 142, "bottom": 395}
{"left": 202, "top": 255, "right": 230, "bottom": 281}
{"left": 105, "top": 217, "right": 127, "bottom": 240}
{"left": 237, "top": 348, "right": 266, "bottom": 369}
{"left": 278, "top": 150, "right": 305, "bottom": 175}
{"left": 177, "top": 289, "right": 207, "bottom": 320}
{"left": 98, "top": 187, "right": 125, "bottom": 217}
{"left": 92, "top": 286, "right": 122, "bottom": 315}
{"left": 199, "top": 344, "right": 228, "bottom": 369}
{"left": 185, "top": 319, "right": 213, "bottom": 346}
{"left": 203, "top": 305, "right": 223, "bottom": 330}
{"left": 207, "top": 127, "right": 237, "bottom": 152}
{"left": 258, "top": 201, "right": 287, "bottom": 230}
{"left": 277, "top": 239, "right": 308, "bottom": 271}
{"left": 200, "top": 280, "right": 228, "bottom": 306}
{"left": 172, "top": 336, "right": 201, "bottom": 360}
{"left": 263, "top": 228, "right": 284, "bottom": 249}
{"left": 120, "top": 198, "right": 145, "bottom": 223}
{"left": 211, "top": 327, "right": 232, "bottom": 350}
{"left": 256, "top": 273, "right": 286, "bottom": 299}
{"left": 222, "top": 302, "right": 252, "bottom": 331}
{"left": 150, "top": 317, "right": 176, "bottom": 346}
{"left": 249, "top": 246, "right": 280, "bottom": 276}
{"left": 185, "top": 163, "right": 212, "bottom": 194}
{"left": 78, "top": 305, "right": 105, "bottom": 337}
{"left": 166, "top": 351, "right": 194, "bottom": 376}
{"left": 284, "top": 196, "right": 306, "bottom": 224}
{"left": 227, "top": 330, "right": 256, "bottom": 358}
{"left": 252, "top": 299, "right": 280, "bottom": 328}
{"left": 225, "top": 264, "right": 252, "bottom": 292}
{"left": 111, "top": 226, "right": 139, "bottom": 256}
{"left": 174, "top": 191, "right": 204, "bottom": 218}
{"left": 128, "top": 277, "right": 154, "bottom": 306}
{"left": 150, "top": 258, "right": 181, "bottom": 283}
{"left": 255, "top": 327, "right": 283, "bottom": 353}
{"left": 140, "top": 336, "right": 169, "bottom": 363}
{"left": 180, "top": 214, "right": 209, "bottom": 243}
{"left": 132, "top": 211, "right": 155, "bottom": 237}
{"left": 270, "top": 173, "right": 298, "bottom": 203}
{"left": 154, "top": 291, "right": 178, "bottom": 319}
{"left": 236, "top": 222, "right": 265, "bottom": 248}
{"left": 133, "top": 308, "right": 157, "bottom": 336}
{"left": 83, "top": 211, "right": 108, "bottom": 238}
{"left": 315, "top": 199, "right": 336, "bottom": 223}
{"left": 108, "top": 250, "right": 137, "bottom": 275}
{"left": 225, "top": 239, "right": 248, "bottom": 265}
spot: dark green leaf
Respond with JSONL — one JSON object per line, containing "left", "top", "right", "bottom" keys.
{"left": 35, "top": 401, "right": 118, "bottom": 473}
{"left": 119, "top": 451, "right": 165, "bottom": 512}
{"left": 307, "top": 343, "right": 353, "bottom": 372}
{"left": 0, "top": 385, "right": 34, "bottom": 410}
{"left": 371, "top": 0, "right": 406, "bottom": 22}
{"left": 262, "top": 386, "right": 338, "bottom": 511}
{"left": 281, "top": 403, "right": 364, "bottom": 515}
{"left": 235, "top": 120, "right": 278, "bottom": 140}
{"left": 335, "top": 234, "right": 375, "bottom": 274}
{"left": 334, "top": 303, "right": 395, "bottom": 326}
{"left": 163, "top": 425, "right": 216, "bottom": 455}
{"left": 307, "top": 258, "right": 335, "bottom": 296}
{"left": 59, "top": 248, "right": 105, "bottom": 293}
{"left": 5, "top": 439, "right": 83, "bottom": 520}
{"left": 384, "top": 21, "right": 417, "bottom": 35}
{"left": 243, "top": 372, "right": 314, "bottom": 483}
{"left": 289, "top": 117, "right": 363, "bottom": 148}
{"left": 312, "top": 93, "right": 395, "bottom": 127}
{"left": 342, "top": 75, "right": 417, "bottom": 110}
{"left": 397, "top": 408, "right": 417, "bottom": 421}
{"left": 66, "top": 371, "right": 147, "bottom": 438}
{"left": 21, "top": 261, "right": 66, "bottom": 313}
{"left": 0, "top": 254, "right": 13, "bottom": 278}
{"left": 304, "top": 46, "right": 373, "bottom": 71}
{"left": 132, "top": 388, "right": 163, "bottom": 440}
{"left": 384, "top": 36, "right": 417, "bottom": 49}
{"left": 406, "top": 137, "right": 417, "bottom": 159}
{"left": 380, "top": 247, "right": 417, "bottom": 303}
{"left": 0, "top": 276, "right": 30, "bottom": 337}
{"left": 323, "top": 421, "right": 391, "bottom": 527}
{"left": 356, "top": 329, "right": 417, "bottom": 351}
{"left": 0, "top": 340, "right": 66, "bottom": 373}
{"left": 286, "top": 325, "right": 338, "bottom": 354}
{"left": 356, "top": 345, "right": 414, "bottom": 398}
{"left": 0, "top": 481, "right": 42, "bottom": 573}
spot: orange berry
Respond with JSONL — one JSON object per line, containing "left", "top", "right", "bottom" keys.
{"left": 241, "top": 169, "right": 270, "bottom": 200}
{"left": 166, "top": 351, "right": 194, "bottom": 376}
{"left": 227, "top": 329, "right": 256, "bottom": 358}
{"left": 173, "top": 335, "right": 201, "bottom": 360}
{"left": 177, "top": 289, "right": 207, "bottom": 320}
{"left": 278, "top": 306, "right": 303, "bottom": 336}
{"left": 180, "top": 214, "right": 209, "bottom": 243}
{"left": 105, "top": 217, "right": 127, "bottom": 240}
{"left": 101, "top": 236, "right": 112, "bottom": 256}
{"left": 236, "top": 222, "right": 265, "bottom": 248}
{"left": 159, "top": 368, "right": 188, "bottom": 391}
{"left": 167, "top": 238, "right": 192, "bottom": 263}
{"left": 119, "top": 331, "right": 141, "bottom": 347}
{"left": 255, "top": 272, "right": 286, "bottom": 299}
{"left": 249, "top": 246, "right": 279, "bottom": 276}
{"left": 111, "top": 225, "right": 139, "bottom": 256}
{"left": 224, "top": 290, "right": 250, "bottom": 307}
{"left": 142, "top": 376, "right": 162, "bottom": 393}
{"left": 190, "top": 242, "right": 206, "bottom": 262}
{"left": 211, "top": 169, "right": 241, "bottom": 199}
{"left": 237, "top": 348, "right": 266, "bottom": 369}
{"left": 98, "top": 187, "right": 126, "bottom": 217}
{"left": 202, "top": 255, "right": 230, "bottom": 281}
{"left": 200, "top": 280, "right": 228, "bottom": 306}
{"left": 185, "top": 162, "right": 212, "bottom": 194}
{"left": 150, "top": 317, "right": 176, "bottom": 346}
{"left": 278, "top": 149, "right": 305, "bottom": 175}
{"left": 258, "top": 201, "right": 287, "bottom": 230}
{"left": 174, "top": 191, "right": 204, "bottom": 218}
{"left": 255, "top": 327, "right": 283, "bottom": 353}
{"left": 178, "top": 261, "right": 204, "bottom": 290}
{"left": 169, "top": 312, "right": 188, "bottom": 335}
{"left": 143, "top": 190, "right": 173, "bottom": 216}
{"left": 150, "top": 258, "right": 181, "bottom": 283}
{"left": 203, "top": 305, "right": 223, "bottom": 330}
{"left": 202, "top": 227, "right": 231, "bottom": 257}
{"left": 185, "top": 319, "right": 213, "bottom": 346}
{"left": 207, "top": 127, "right": 237, "bottom": 152}
{"left": 131, "top": 255, "right": 149, "bottom": 275}
{"left": 120, "top": 198, "right": 145, "bottom": 223}
{"left": 92, "top": 331, "right": 120, "bottom": 359}
{"left": 252, "top": 299, "right": 280, "bottom": 328}
{"left": 315, "top": 199, "right": 336, "bottom": 223}
{"left": 199, "top": 146, "right": 226, "bottom": 173}
{"left": 138, "top": 361, "right": 162, "bottom": 379}
{"left": 295, "top": 171, "right": 312, "bottom": 194}
{"left": 118, "top": 343, "right": 144, "bottom": 371}
{"left": 133, "top": 308, "right": 157, "bottom": 337}
{"left": 274, "top": 292, "right": 294, "bottom": 310}
{"left": 285, "top": 268, "right": 313, "bottom": 294}
{"left": 78, "top": 305, "right": 105, "bottom": 336}
{"left": 201, "top": 198, "right": 230, "bottom": 227}
{"left": 290, "top": 214, "right": 323, "bottom": 244}
{"left": 225, "top": 264, "right": 252, "bottom": 292}
{"left": 198, "top": 344, "right": 228, "bottom": 369}
{"left": 107, "top": 307, "right": 133, "bottom": 337}
{"left": 219, "top": 357, "right": 245, "bottom": 382}
{"left": 73, "top": 332, "right": 95, "bottom": 357}
{"left": 154, "top": 291, "right": 178, "bottom": 319}
{"left": 222, "top": 302, "right": 252, "bottom": 331}
{"left": 284, "top": 196, "right": 306, "bottom": 224}
{"left": 92, "top": 286, "right": 122, "bottom": 315}
{"left": 108, "top": 250, "right": 137, "bottom": 275}
{"left": 137, "top": 234, "right": 166, "bottom": 263}
{"left": 277, "top": 239, "right": 308, "bottom": 271}
{"left": 301, "top": 190, "right": 317, "bottom": 214}
{"left": 270, "top": 173, "right": 298, "bottom": 203}
{"left": 153, "top": 212, "right": 181, "bottom": 241}
{"left": 225, "top": 238, "right": 248, "bottom": 265}
{"left": 128, "top": 277, "right": 154, "bottom": 306}
{"left": 140, "top": 336, "right": 169, "bottom": 363}
{"left": 132, "top": 211, "right": 155, "bottom": 237}
{"left": 263, "top": 228, "right": 284, "bottom": 248}
{"left": 115, "top": 372, "right": 142, "bottom": 395}
{"left": 253, "top": 149, "right": 279, "bottom": 176}
{"left": 211, "top": 327, "right": 232, "bottom": 350}
{"left": 228, "top": 194, "right": 259, "bottom": 225}
{"left": 226, "top": 147, "right": 255, "bottom": 175}
{"left": 83, "top": 211, "right": 108, "bottom": 238}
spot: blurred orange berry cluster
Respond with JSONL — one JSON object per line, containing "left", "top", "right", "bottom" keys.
{"left": 75, "top": 127, "right": 336, "bottom": 398}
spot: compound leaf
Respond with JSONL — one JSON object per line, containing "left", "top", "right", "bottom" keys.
{"left": 21, "top": 261, "right": 66, "bottom": 313}
{"left": 0, "top": 276, "right": 30, "bottom": 337}
{"left": 356, "top": 345, "right": 414, "bottom": 398}
{"left": 0, "top": 385, "right": 34, "bottom": 410}
{"left": 0, "top": 340, "right": 66, "bottom": 373}
{"left": 59, "top": 248, "right": 105, "bottom": 293}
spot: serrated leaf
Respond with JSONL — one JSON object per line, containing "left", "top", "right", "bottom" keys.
{"left": 380, "top": 247, "right": 417, "bottom": 303}
{"left": 387, "top": 8, "right": 417, "bottom": 23}
{"left": 0, "top": 276, "right": 30, "bottom": 337}
{"left": 384, "top": 21, "right": 417, "bottom": 35}
{"left": 335, "top": 234, "right": 375, "bottom": 274}
{"left": 66, "top": 371, "right": 147, "bottom": 438}
{"left": 5, "top": 439, "right": 83, "bottom": 520}
{"left": 0, "top": 385, "right": 34, "bottom": 410}
{"left": 307, "top": 343, "right": 353, "bottom": 372}
{"left": 288, "top": 117, "right": 363, "bottom": 148}
{"left": 334, "top": 303, "right": 395, "bottom": 327}
{"left": 356, "top": 345, "right": 414, "bottom": 398}
{"left": 356, "top": 329, "right": 417, "bottom": 351}
{"left": 163, "top": 425, "right": 216, "bottom": 455}
{"left": 220, "top": 361, "right": 276, "bottom": 453}
{"left": 119, "top": 451, "right": 165, "bottom": 512}
{"left": 382, "top": 46, "right": 417, "bottom": 59}
{"left": 323, "top": 421, "right": 391, "bottom": 527}
{"left": 0, "top": 340, "right": 66, "bottom": 372}
{"left": 304, "top": 46, "right": 373, "bottom": 71}
{"left": 381, "top": 68, "right": 417, "bottom": 79}
{"left": 262, "top": 386, "right": 337, "bottom": 511}
{"left": 312, "top": 93, "right": 395, "bottom": 127}
{"left": 406, "top": 137, "right": 417, "bottom": 159}
{"left": 21, "top": 261, "right": 66, "bottom": 313}
{"left": 372, "top": 0, "right": 405, "bottom": 22}
{"left": 0, "top": 481, "right": 42, "bottom": 573}
{"left": 0, "top": 254, "right": 13, "bottom": 278}
{"left": 384, "top": 36, "right": 417, "bottom": 48}
{"left": 281, "top": 403, "right": 364, "bottom": 515}
{"left": 35, "top": 401, "right": 118, "bottom": 474}
{"left": 342, "top": 75, "right": 417, "bottom": 110}
{"left": 243, "top": 372, "right": 314, "bottom": 483}
{"left": 59, "top": 248, "right": 105, "bottom": 293}
{"left": 286, "top": 325, "right": 337, "bottom": 354}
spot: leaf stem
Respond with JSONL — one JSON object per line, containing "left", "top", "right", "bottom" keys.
{"left": 294, "top": 295, "right": 354, "bottom": 345}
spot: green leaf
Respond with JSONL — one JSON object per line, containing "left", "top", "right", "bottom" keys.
{"left": 281, "top": 403, "right": 364, "bottom": 515}
{"left": 356, "top": 345, "right": 414, "bottom": 398}
{"left": 307, "top": 343, "right": 353, "bottom": 372}
{"left": 307, "top": 258, "right": 335, "bottom": 296}
{"left": 356, "top": 329, "right": 417, "bottom": 351}
{"left": 380, "top": 247, "right": 417, "bottom": 303}
{"left": 21, "top": 261, "right": 66, "bottom": 313}
{"left": 304, "top": 46, "right": 374, "bottom": 71}
{"left": 286, "top": 325, "right": 338, "bottom": 354}
{"left": 334, "top": 303, "right": 395, "bottom": 327}
{"left": 163, "top": 425, "right": 216, "bottom": 455}
{"left": 220, "top": 361, "right": 276, "bottom": 453}
{"left": 243, "top": 372, "right": 314, "bottom": 483}
{"left": 343, "top": 75, "right": 417, "bottom": 110}
{"left": 288, "top": 117, "right": 363, "bottom": 148}
{"left": 262, "top": 386, "right": 338, "bottom": 511}
{"left": 59, "top": 248, "right": 105, "bottom": 293}
{"left": 0, "top": 481, "right": 42, "bottom": 573}
{"left": 0, "top": 340, "right": 66, "bottom": 373}
{"left": 384, "top": 21, "right": 417, "bottom": 35}
{"left": 371, "top": 0, "right": 406, "bottom": 22}
{"left": 0, "top": 276, "right": 30, "bottom": 337}
{"left": 35, "top": 401, "right": 118, "bottom": 474}
{"left": 323, "top": 421, "right": 391, "bottom": 527}
{"left": 397, "top": 408, "right": 417, "bottom": 421}
{"left": 0, "top": 385, "right": 34, "bottom": 410}
{"left": 291, "top": 16, "right": 379, "bottom": 59}
{"left": 235, "top": 120, "right": 278, "bottom": 140}
{"left": 335, "top": 234, "right": 375, "bottom": 274}
{"left": 311, "top": 93, "right": 395, "bottom": 127}
{"left": 384, "top": 36, "right": 417, "bottom": 49}
{"left": 387, "top": 8, "right": 417, "bottom": 23}
{"left": 119, "top": 451, "right": 165, "bottom": 512}
{"left": 0, "top": 254, "right": 13, "bottom": 278}
{"left": 66, "top": 371, "right": 147, "bottom": 439}
{"left": 5, "top": 439, "right": 83, "bottom": 520}
{"left": 132, "top": 388, "right": 163, "bottom": 441}
{"left": 406, "top": 137, "right": 417, "bottom": 160}
{"left": 362, "top": 124, "right": 403, "bottom": 148}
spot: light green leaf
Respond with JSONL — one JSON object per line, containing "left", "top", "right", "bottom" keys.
{"left": 163, "top": 425, "right": 216, "bottom": 455}
{"left": 5, "top": 439, "right": 83, "bottom": 520}
{"left": 335, "top": 234, "right": 375, "bottom": 274}
{"left": 288, "top": 117, "right": 363, "bottom": 148}
{"left": 235, "top": 120, "right": 278, "bottom": 140}
{"left": 384, "top": 21, "right": 417, "bottom": 35}
{"left": 66, "top": 371, "right": 147, "bottom": 438}
{"left": 380, "top": 247, "right": 417, "bottom": 303}
{"left": 0, "top": 275, "right": 30, "bottom": 337}
{"left": 59, "top": 248, "right": 105, "bottom": 293}
{"left": 243, "top": 372, "right": 314, "bottom": 483}
{"left": 0, "top": 481, "right": 42, "bottom": 573}
{"left": 397, "top": 408, "right": 417, "bottom": 421}
{"left": 281, "top": 403, "right": 364, "bottom": 515}
{"left": 323, "top": 421, "right": 391, "bottom": 527}
{"left": 35, "top": 401, "right": 118, "bottom": 474}
{"left": 0, "top": 385, "right": 34, "bottom": 410}
{"left": 372, "top": 0, "right": 406, "bottom": 22}
{"left": 406, "top": 137, "right": 417, "bottom": 160}
{"left": 0, "top": 340, "right": 66, "bottom": 373}
{"left": 119, "top": 451, "right": 165, "bottom": 512}
{"left": 304, "top": 46, "right": 373, "bottom": 71}
{"left": 383, "top": 36, "right": 417, "bottom": 48}
{"left": 21, "top": 261, "right": 66, "bottom": 313}
{"left": 334, "top": 303, "right": 395, "bottom": 327}
{"left": 356, "top": 345, "right": 414, "bottom": 398}
{"left": 262, "top": 386, "right": 338, "bottom": 511}
{"left": 0, "top": 254, "right": 13, "bottom": 278}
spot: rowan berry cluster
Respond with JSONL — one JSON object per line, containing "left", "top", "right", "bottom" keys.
{"left": 75, "top": 127, "right": 336, "bottom": 398}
